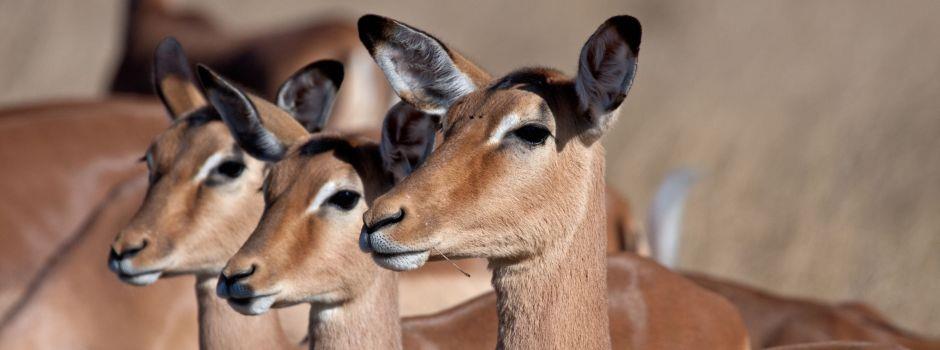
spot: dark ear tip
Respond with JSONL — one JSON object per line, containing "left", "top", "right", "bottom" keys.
{"left": 308, "top": 60, "right": 345, "bottom": 88}
{"left": 357, "top": 14, "right": 393, "bottom": 48}
{"left": 195, "top": 64, "right": 221, "bottom": 90}
{"left": 606, "top": 15, "right": 642, "bottom": 53}
{"left": 155, "top": 36, "right": 183, "bottom": 57}
{"left": 153, "top": 36, "right": 192, "bottom": 79}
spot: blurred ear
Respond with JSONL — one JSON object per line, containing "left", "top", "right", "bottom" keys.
{"left": 358, "top": 14, "right": 491, "bottom": 114}
{"left": 276, "top": 60, "right": 344, "bottom": 133}
{"left": 379, "top": 102, "right": 439, "bottom": 183}
{"left": 152, "top": 37, "right": 206, "bottom": 118}
{"left": 575, "top": 15, "right": 641, "bottom": 141}
{"left": 197, "top": 65, "right": 303, "bottom": 162}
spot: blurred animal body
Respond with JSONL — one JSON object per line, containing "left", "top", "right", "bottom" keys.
{"left": 112, "top": 0, "right": 392, "bottom": 132}
{"left": 644, "top": 171, "right": 940, "bottom": 350}
{"left": 0, "top": 98, "right": 170, "bottom": 325}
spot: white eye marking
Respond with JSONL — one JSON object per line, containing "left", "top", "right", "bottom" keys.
{"left": 306, "top": 181, "right": 339, "bottom": 214}
{"left": 488, "top": 113, "right": 520, "bottom": 145}
{"left": 194, "top": 152, "right": 227, "bottom": 182}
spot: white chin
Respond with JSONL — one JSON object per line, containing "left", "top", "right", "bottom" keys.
{"left": 372, "top": 250, "right": 430, "bottom": 271}
{"left": 123, "top": 271, "right": 162, "bottom": 286}
{"left": 228, "top": 295, "right": 277, "bottom": 316}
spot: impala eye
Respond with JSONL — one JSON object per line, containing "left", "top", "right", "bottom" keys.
{"left": 327, "top": 190, "right": 361, "bottom": 211}
{"left": 512, "top": 124, "right": 551, "bottom": 145}
{"left": 215, "top": 161, "right": 245, "bottom": 179}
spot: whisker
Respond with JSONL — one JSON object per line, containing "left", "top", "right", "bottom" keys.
{"left": 433, "top": 247, "right": 470, "bottom": 278}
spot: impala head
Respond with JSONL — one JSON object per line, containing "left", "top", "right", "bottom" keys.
{"left": 108, "top": 37, "right": 344, "bottom": 286}
{"left": 358, "top": 15, "right": 641, "bottom": 270}
{"left": 206, "top": 65, "right": 437, "bottom": 315}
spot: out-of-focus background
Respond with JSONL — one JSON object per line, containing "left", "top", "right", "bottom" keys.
{"left": 0, "top": 0, "right": 937, "bottom": 336}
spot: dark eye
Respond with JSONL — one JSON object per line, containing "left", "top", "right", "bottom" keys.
{"left": 327, "top": 190, "right": 361, "bottom": 211}
{"left": 215, "top": 161, "right": 245, "bottom": 179}
{"left": 512, "top": 124, "right": 551, "bottom": 145}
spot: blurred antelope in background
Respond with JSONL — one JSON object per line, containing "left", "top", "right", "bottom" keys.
{"left": 0, "top": 98, "right": 168, "bottom": 318}
{"left": 111, "top": 0, "right": 391, "bottom": 132}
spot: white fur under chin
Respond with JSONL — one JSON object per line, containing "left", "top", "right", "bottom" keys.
{"left": 372, "top": 250, "right": 430, "bottom": 271}
{"left": 122, "top": 271, "right": 162, "bottom": 286}
{"left": 228, "top": 295, "right": 277, "bottom": 316}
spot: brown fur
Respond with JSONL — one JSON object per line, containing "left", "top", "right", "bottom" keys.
{"left": 404, "top": 254, "right": 751, "bottom": 349}
{"left": 218, "top": 125, "right": 404, "bottom": 349}
{"left": 0, "top": 98, "right": 167, "bottom": 318}
{"left": 209, "top": 85, "right": 747, "bottom": 348}
{"left": 0, "top": 177, "right": 198, "bottom": 349}
{"left": 358, "top": 14, "right": 751, "bottom": 348}
{"left": 765, "top": 342, "right": 909, "bottom": 350}
{"left": 109, "top": 106, "right": 306, "bottom": 348}
{"left": 687, "top": 273, "right": 940, "bottom": 350}
{"left": 109, "top": 64, "right": 309, "bottom": 347}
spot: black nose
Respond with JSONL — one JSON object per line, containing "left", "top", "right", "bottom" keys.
{"left": 364, "top": 208, "right": 405, "bottom": 234}
{"left": 218, "top": 264, "right": 257, "bottom": 299}
{"left": 110, "top": 239, "right": 149, "bottom": 261}
{"left": 222, "top": 264, "right": 257, "bottom": 284}
{"left": 360, "top": 208, "right": 405, "bottom": 252}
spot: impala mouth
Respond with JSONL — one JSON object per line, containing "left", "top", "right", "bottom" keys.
{"left": 116, "top": 269, "right": 163, "bottom": 286}
{"left": 360, "top": 229, "right": 432, "bottom": 271}
{"left": 226, "top": 292, "right": 279, "bottom": 315}
{"left": 371, "top": 250, "right": 431, "bottom": 271}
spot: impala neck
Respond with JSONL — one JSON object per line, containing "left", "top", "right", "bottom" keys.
{"left": 195, "top": 275, "right": 294, "bottom": 350}
{"left": 307, "top": 269, "right": 402, "bottom": 350}
{"left": 491, "top": 147, "right": 611, "bottom": 349}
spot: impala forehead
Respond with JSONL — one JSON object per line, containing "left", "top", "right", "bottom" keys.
{"left": 148, "top": 119, "right": 233, "bottom": 170}
{"left": 267, "top": 153, "right": 362, "bottom": 200}
{"left": 447, "top": 89, "right": 552, "bottom": 135}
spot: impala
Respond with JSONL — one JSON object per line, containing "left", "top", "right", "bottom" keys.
{"left": 354, "top": 13, "right": 755, "bottom": 348}
{"left": 202, "top": 60, "right": 750, "bottom": 349}
{"left": 108, "top": 37, "right": 313, "bottom": 348}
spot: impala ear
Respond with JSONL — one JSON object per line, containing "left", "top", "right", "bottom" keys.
{"left": 575, "top": 15, "right": 641, "bottom": 141}
{"left": 198, "top": 65, "right": 289, "bottom": 162}
{"left": 358, "top": 14, "right": 491, "bottom": 114}
{"left": 379, "top": 102, "right": 440, "bottom": 183}
{"left": 276, "top": 60, "right": 344, "bottom": 133}
{"left": 153, "top": 37, "right": 206, "bottom": 118}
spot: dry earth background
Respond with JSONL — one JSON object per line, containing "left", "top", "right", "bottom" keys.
{"left": 0, "top": 0, "right": 937, "bottom": 336}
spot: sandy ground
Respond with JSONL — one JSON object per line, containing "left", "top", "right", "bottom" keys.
{"left": 0, "top": 0, "right": 937, "bottom": 336}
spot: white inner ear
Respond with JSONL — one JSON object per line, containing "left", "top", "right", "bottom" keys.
{"left": 576, "top": 28, "right": 635, "bottom": 118}
{"left": 374, "top": 33, "right": 476, "bottom": 115}
{"left": 488, "top": 113, "right": 520, "bottom": 145}
{"left": 194, "top": 152, "right": 228, "bottom": 182}
{"left": 306, "top": 181, "right": 339, "bottom": 214}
